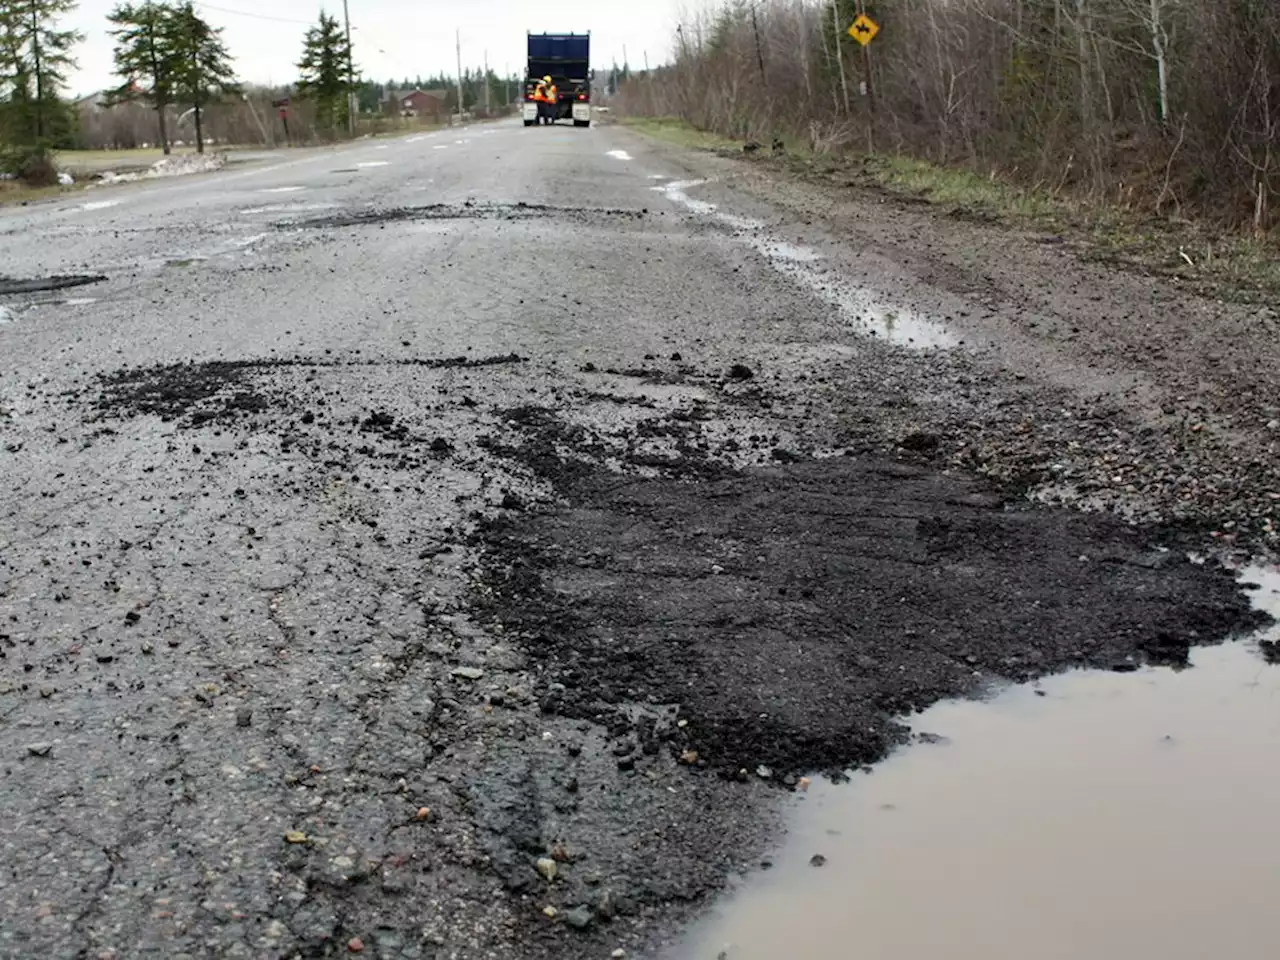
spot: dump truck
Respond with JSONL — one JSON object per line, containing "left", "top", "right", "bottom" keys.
{"left": 522, "top": 32, "right": 591, "bottom": 128}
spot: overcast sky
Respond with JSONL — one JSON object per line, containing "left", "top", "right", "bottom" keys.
{"left": 65, "top": 0, "right": 682, "bottom": 95}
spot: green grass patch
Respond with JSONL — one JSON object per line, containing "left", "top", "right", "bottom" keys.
{"left": 869, "top": 154, "right": 1069, "bottom": 219}
{"left": 619, "top": 116, "right": 739, "bottom": 152}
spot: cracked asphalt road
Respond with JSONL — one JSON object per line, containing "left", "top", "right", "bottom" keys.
{"left": 0, "top": 121, "right": 1268, "bottom": 959}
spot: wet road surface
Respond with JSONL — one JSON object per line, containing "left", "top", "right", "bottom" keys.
{"left": 0, "top": 121, "right": 1270, "bottom": 959}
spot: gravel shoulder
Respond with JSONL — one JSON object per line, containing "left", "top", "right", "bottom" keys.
{"left": 615, "top": 126, "right": 1280, "bottom": 556}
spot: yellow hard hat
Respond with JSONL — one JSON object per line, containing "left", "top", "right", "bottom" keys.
{"left": 543, "top": 76, "right": 552, "bottom": 83}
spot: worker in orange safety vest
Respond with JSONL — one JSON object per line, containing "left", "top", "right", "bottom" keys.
{"left": 537, "top": 75, "right": 558, "bottom": 125}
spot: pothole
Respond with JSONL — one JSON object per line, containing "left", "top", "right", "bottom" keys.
{"left": 289, "top": 202, "right": 647, "bottom": 229}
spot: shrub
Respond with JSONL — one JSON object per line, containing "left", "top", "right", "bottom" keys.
{"left": 0, "top": 145, "right": 61, "bottom": 187}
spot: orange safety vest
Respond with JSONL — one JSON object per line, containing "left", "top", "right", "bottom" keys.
{"left": 546, "top": 84, "right": 558, "bottom": 103}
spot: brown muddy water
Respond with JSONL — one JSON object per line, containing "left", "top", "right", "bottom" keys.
{"left": 675, "top": 566, "right": 1280, "bottom": 960}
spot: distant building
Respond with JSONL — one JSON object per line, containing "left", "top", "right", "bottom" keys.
{"left": 72, "top": 88, "right": 161, "bottom": 149}
{"left": 384, "top": 88, "right": 448, "bottom": 121}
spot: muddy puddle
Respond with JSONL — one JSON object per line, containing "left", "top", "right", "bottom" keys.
{"left": 675, "top": 566, "right": 1280, "bottom": 960}
{"left": 653, "top": 179, "right": 955, "bottom": 349}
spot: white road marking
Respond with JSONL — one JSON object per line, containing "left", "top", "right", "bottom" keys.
{"left": 227, "top": 233, "right": 269, "bottom": 249}
{"left": 433, "top": 145, "right": 449, "bottom": 150}
{"left": 261, "top": 186, "right": 305, "bottom": 193}
{"left": 356, "top": 161, "right": 390, "bottom": 168}
{"left": 607, "top": 150, "right": 634, "bottom": 161}
{"left": 82, "top": 200, "right": 120, "bottom": 211}
{"left": 407, "top": 136, "right": 426, "bottom": 143}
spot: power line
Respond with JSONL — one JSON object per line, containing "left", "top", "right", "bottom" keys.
{"left": 194, "top": 2, "right": 313, "bottom": 26}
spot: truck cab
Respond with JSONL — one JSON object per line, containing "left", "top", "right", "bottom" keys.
{"left": 523, "top": 32, "right": 591, "bottom": 128}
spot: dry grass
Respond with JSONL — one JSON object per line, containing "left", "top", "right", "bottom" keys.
{"left": 0, "top": 179, "right": 73, "bottom": 206}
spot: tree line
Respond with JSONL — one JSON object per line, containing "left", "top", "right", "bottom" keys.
{"left": 619, "top": 0, "right": 1280, "bottom": 235}
{"left": 1, "top": 1, "right": 505, "bottom": 182}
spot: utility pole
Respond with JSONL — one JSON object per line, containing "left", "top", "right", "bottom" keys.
{"left": 342, "top": 0, "right": 356, "bottom": 137}
{"left": 455, "top": 29, "right": 465, "bottom": 122}
{"left": 484, "top": 50, "right": 491, "bottom": 115}
{"left": 856, "top": 0, "right": 876, "bottom": 117}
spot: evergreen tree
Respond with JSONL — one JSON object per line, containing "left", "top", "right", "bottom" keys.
{"left": 169, "top": 2, "right": 237, "bottom": 153}
{"left": 0, "top": 0, "right": 81, "bottom": 145}
{"left": 108, "top": 2, "right": 179, "bottom": 153}
{"left": 296, "top": 11, "right": 352, "bottom": 135}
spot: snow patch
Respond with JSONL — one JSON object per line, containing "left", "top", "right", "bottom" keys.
{"left": 99, "top": 152, "right": 227, "bottom": 184}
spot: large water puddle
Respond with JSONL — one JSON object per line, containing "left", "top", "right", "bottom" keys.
{"left": 676, "top": 565, "right": 1280, "bottom": 960}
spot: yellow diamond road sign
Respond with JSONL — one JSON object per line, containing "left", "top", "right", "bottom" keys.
{"left": 848, "top": 14, "right": 879, "bottom": 46}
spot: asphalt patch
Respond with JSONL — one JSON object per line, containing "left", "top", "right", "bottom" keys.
{"left": 475, "top": 415, "right": 1265, "bottom": 780}
{"left": 0, "top": 274, "right": 106, "bottom": 296}
{"left": 291, "top": 202, "right": 647, "bottom": 230}
{"left": 91, "top": 354, "right": 525, "bottom": 426}
{"left": 94, "top": 359, "right": 280, "bottom": 425}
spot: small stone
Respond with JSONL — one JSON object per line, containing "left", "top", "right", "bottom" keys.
{"left": 26, "top": 742, "right": 52, "bottom": 757}
{"left": 347, "top": 938, "right": 364, "bottom": 953}
{"left": 756, "top": 765, "right": 773, "bottom": 779}
{"left": 140, "top": 642, "right": 154, "bottom": 654}
{"left": 727, "top": 363, "right": 754, "bottom": 380}
{"left": 679, "top": 749, "right": 699, "bottom": 765}
{"left": 235, "top": 707, "right": 252, "bottom": 728}
{"left": 565, "top": 905, "right": 593, "bottom": 930}
{"left": 535, "top": 857, "right": 558, "bottom": 882}
{"left": 612, "top": 950, "right": 627, "bottom": 959}
{"left": 450, "top": 666, "right": 484, "bottom": 681}
{"left": 284, "top": 831, "right": 309, "bottom": 844}
{"left": 543, "top": 905, "right": 558, "bottom": 918}
{"left": 416, "top": 807, "right": 431, "bottom": 821}
{"left": 39, "top": 687, "right": 54, "bottom": 699}
{"left": 596, "top": 890, "right": 616, "bottom": 919}
{"left": 809, "top": 854, "right": 827, "bottom": 867}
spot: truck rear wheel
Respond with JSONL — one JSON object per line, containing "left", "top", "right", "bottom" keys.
{"left": 523, "top": 119, "right": 535, "bottom": 127}
{"left": 574, "top": 120, "right": 590, "bottom": 128}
